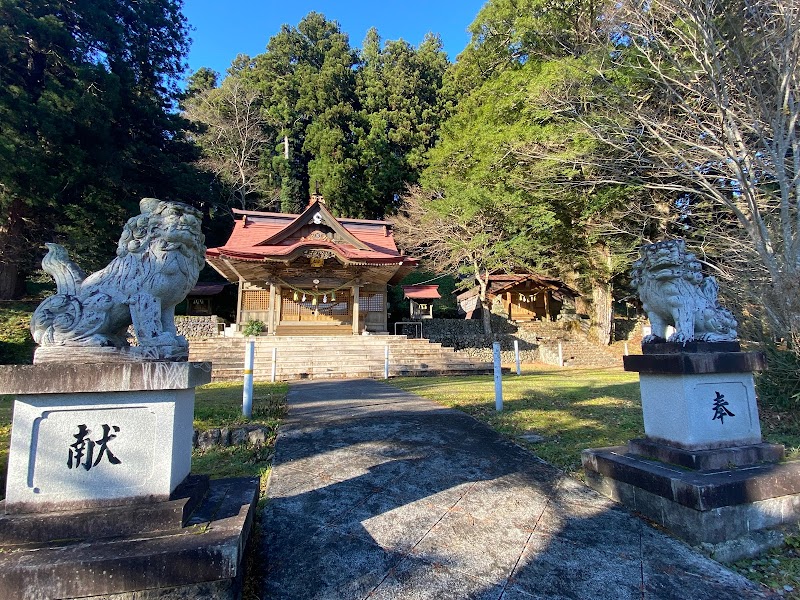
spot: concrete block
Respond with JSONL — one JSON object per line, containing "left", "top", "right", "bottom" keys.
{"left": 583, "top": 446, "right": 800, "bottom": 559}
{"left": 638, "top": 372, "right": 762, "bottom": 449}
{"left": 5, "top": 388, "right": 196, "bottom": 513}
{"left": 0, "top": 477, "right": 259, "bottom": 599}
{"left": 0, "top": 361, "right": 212, "bottom": 395}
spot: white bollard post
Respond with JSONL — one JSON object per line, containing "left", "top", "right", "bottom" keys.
{"left": 514, "top": 339, "right": 521, "bottom": 376}
{"left": 493, "top": 342, "right": 503, "bottom": 412}
{"left": 271, "top": 347, "right": 277, "bottom": 383}
{"left": 624, "top": 342, "right": 629, "bottom": 356}
{"left": 558, "top": 341, "right": 564, "bottom": 367}
{"left": 384, "top": 344, "right": 389, "bottom": 379}
{"left": 243, "top": 339, "right": 254, "bottom": 418}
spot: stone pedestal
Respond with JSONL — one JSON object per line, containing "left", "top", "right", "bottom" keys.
{"left": 0, "top": 361, "right": 260, "bottom": 600}
{"left": 583, "top": 343, "right": 800, "bottom": 561}
{"left": 2, "top": 361, "right": 210, "bottom": 513}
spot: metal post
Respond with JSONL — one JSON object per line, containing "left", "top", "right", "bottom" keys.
{"left": 271, "top": 347, "right": 277, "bottom": 383}
{"left": 558, "top": 341, "right": 564, "bottom": 367}
{"left": 243, "top": 339, "right": 254, "bottom": 418}
{"left": 514, "top": 339, "right": 521, "bottom": 376}
{"left": 384, "top": 344, "right": 389, "bottom": 379}
{"left": 493, "top": 342, "right": 503, "bottom": 412}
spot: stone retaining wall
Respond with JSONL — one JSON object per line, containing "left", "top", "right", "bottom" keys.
{"left": 193, "top": 424, "right": 270, "bottom": 449}
{"left": 175, "top": 315, "right": 222, "bottom": 339}
{"left": 415, "top": 316, "right": 617, "bottom": 367}
{"left": 127, "top": 316, "right": 223, "bottom": 344}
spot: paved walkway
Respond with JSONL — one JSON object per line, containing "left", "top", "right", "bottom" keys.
{"left": 262, "top": 379, "right": 774, "bottom": 599}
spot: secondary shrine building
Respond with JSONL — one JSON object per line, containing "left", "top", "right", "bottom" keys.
{"left": 206, "top": 197, "right": 416, "bottom": 335}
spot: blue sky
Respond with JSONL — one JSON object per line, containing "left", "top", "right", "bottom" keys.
{"left": 182, "top": 0, "right": 487, "bottom": 80}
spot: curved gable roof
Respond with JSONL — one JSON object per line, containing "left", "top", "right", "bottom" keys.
{"left": 253, "top": 199, "right": 369, "bottom": 250}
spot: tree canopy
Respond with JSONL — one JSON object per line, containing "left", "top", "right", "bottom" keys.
{"left": 398, "top": 0, "right": 637, "bottom": 340}
{"left": 185, "top": 13, "right": 449, "bottom": 219}
{"left": 0, "top": 0, "right": 204, "bottom": 298}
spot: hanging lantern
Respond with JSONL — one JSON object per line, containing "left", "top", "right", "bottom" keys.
{"left": 312, "top": 296, "right": 318, "bottom": 306}
{"left": 323, "top": 294, "right": 328, "bottom": 303}
{"left": 293, "top": 291, "right": 299, "bottom": 302}
{"left": 331, "top": 291, "right": 336, "bottom": 302}
{"left": 301, "top": 293, "right": 306, "bottom": 302}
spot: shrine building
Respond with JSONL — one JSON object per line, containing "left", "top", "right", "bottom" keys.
{"left": 205, "top": 197, "right": 417, "bottom": 335}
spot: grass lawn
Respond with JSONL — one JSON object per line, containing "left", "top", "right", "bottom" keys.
{"left": 191, "top": 382, "right": 288, "bottom": 489}
{"left": 0, "top": 301, "right": 36, "bottom": 365}
{"left": 390, "top": 365, "right": 800, "bottom": 598}
{"left": 391, "top": 365, "right": 643, "bottom": 475}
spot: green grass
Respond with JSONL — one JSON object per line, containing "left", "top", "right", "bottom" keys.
{"left": 0, "top": 395, "right": 11, "bottom": 496}
{"left": 391, "top": 365, "right": 643, "bottom": 475}
{"left": 0, "top": 302, "right": 36, "bottom": 365}
{"left": 733, "top": 529, "right": 800, "bottom": 599}
{"left": 191, "top": 381, "right": 288, "bottom": 485}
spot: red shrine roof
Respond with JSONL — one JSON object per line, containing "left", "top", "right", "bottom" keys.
{"left": 206, "top": 199, "right": 417, "bottom": 268}
{"left": 402, "top": 285, "right": 441, "bottom": 300}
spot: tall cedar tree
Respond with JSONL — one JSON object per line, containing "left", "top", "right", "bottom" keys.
{"left": 202, "top": 13, "right": 450, "bottom": 219}
{"left": 0, "top": 0, "right": 197, "bottom": 298}
{"left": 246, "top": 13, "right": 359, "bottom": 215}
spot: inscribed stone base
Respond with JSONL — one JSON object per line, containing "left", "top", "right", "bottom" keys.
{"left": 0, "top": 362, "right": 211, "bottom": 514}
{"left": 638, "top": 372, "right": 762, "bottom": 450}
{"left": 582, "top": 446, "right": 800, "bottom": 561}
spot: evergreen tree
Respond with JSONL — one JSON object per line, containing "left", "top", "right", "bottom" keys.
{"left": 185, "top": 67, "right": 219, "bottom": 100}
{"left": 0, "top": 0, "right": 196, "bottom": 298}
{"left": 356, "top": 30, "right": 449, "bottom": 215}
{"left": 415, "top": 0, "right": 637, "bottom": 342}
{"left": 247, "top": 13, "right": 359, "bottom": 215}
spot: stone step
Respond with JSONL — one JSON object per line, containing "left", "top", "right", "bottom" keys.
{"left": 189, "top": 347, "right": 458, "bottom": 359}
{"left": 189, "top": 337, "right": 443, "bottom": 346}
{"left": 209, "top": 365, "right": 495, "bottom": 381}
{"left": 188, "top": 335, "right": 489, "bottom": 381}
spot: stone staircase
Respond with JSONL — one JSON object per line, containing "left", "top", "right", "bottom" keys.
{"left": 188, "top": 335, "right": 496, "bottom": 382}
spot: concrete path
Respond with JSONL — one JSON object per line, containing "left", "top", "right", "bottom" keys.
{"left": 262, "top": 379, "right": 774, "bottom": 599}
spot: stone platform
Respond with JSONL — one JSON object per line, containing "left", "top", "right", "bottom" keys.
{"left": 0, "top": 361, "right": 212, "bottom": 513}
{"left": 0, "top": 475, "right": 260, "bottom": 599}
{"left": 582, "top": 444, "right": 800, "bottom": 560}
{"left": 583, "top": 342, "right": 800, "bottom": 561}
{"left": 0, "top": 360, "right": 258, "bottom": 599}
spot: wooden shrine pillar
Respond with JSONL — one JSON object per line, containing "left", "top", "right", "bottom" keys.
{"left": 235, "top": 277, "right": 244, "bottom": 326}
{"left": 352, "top": 284, "right": 360, "bottom": 335}
{"left": 543, "top": 290, "right": 551, "bottom": 321}
{"left": 268, "top": 283, "right": 277, "bottom": 335}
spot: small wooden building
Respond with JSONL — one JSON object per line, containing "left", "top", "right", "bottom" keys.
{"left": 205, "top": 197, "right": 416, "bottom": 335}
{"left": 402, "top": 285, "right": 441, "bottom": 320}
{"left": 185, "top": 283, "right": 226, "bottom": 316}
{"left": 457, "top": 273, "right": 578, "bottom": 322}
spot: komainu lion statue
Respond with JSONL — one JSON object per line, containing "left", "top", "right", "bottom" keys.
{"left": 631, "top": 239, "right": 738, "bottom": 344}
{"left": 31, "top": 198, "right": 206, "bottom": 360}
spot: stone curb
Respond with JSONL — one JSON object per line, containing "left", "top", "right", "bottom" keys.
{"left": 193, "top": 425, "right": 270, "bottom": 450}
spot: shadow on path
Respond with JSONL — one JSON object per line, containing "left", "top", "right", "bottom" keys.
{"left": 260, "top": 379, "right": 774, "bottom": 600}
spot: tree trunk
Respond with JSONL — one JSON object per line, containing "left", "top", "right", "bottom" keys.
{"left": 0, "top": 198, "right": 29, "bottom": 299}
{"left": 0, "top": 262, "right": 25, "bottom": 299}
{"left": 479, "top": 280, "right": 492, "bottom": 337}
{"left": 591, "top": 244, "right": 613, "bottom": 345}
{"left": 592, "top": 279, "right": 613, "bottom": 345}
